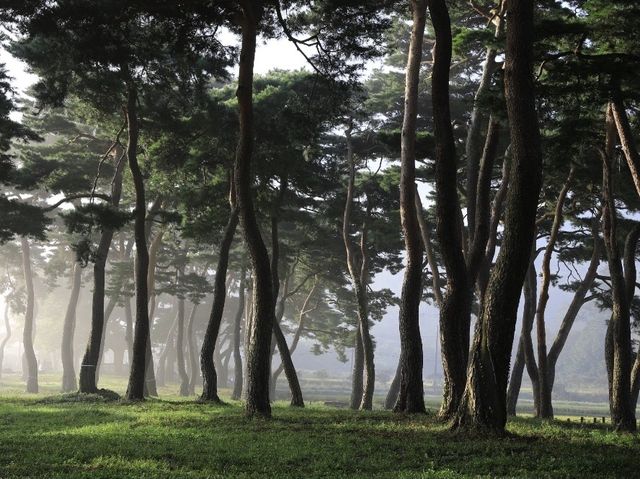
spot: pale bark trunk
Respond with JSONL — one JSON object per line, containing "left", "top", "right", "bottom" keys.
{"left": 21, "top": 237, "right": 38, "bottom": 393}
{"left": 61, "top": 261, "right": 82, "bottom": 392}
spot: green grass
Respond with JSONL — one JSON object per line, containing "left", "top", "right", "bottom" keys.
{"left": 0, "top": 388, "right": 639, "bottom": 479}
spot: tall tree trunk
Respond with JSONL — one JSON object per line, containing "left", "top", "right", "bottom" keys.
{"left": 415, "top": 189, "right": 443, "bottom": 307}
{"left": 342, "top": 128, "right": 374, "bottom": 410}
{"left": 0, "top": 301, "right": 11, "bottom": 380}
{"left": 384, "top": 361, "right": 402, "bottom": 410}
{"left": 429, "top": 0, "right": 472, "bottom": 420}
{"left": 453, "top": 0, "right": 542, "bottom": 433}
{"left": 61, "top": 261, "right": 82, "bottom": 392}
{"left": 79, "top": 143, "right": 125, "bottom": 393}
{"left": 231, "top": 265, "right": 247, "bottom": 400}
{"left": 156, "top": 307, "right": 179, "bottom": 387}
{"left": 534, "top": 167, "right": 575, "bottom": 419}
{"left": 125, "top": 83, "right": 151, "bottom": 401}
{"left": 236, "top": 0, "right": 274, "bottom": 418}
{"left": 199, "top": 205, "right": 238, "bottom": 402}
{"left": 270, "top": 177, "right": 304, "bottom": 407}
{"left": 601, "top": 116, "right": 637, "bottom": 432}
{"left": 176, "top": 278, "right": 189, "bottom": 396}
{"left": 506, "top": 258, "right": 537, "bottom": 415}
{"left": 394, "top": 0, "right": 427, "bottom": 414}
{"left": 20, "top": 237, "right": 38, "bottom": 393}
{"left": 187, "top": 302, "right": 200, "bottom": 395}
{"left": 350, "top": 329, "right": 364, "bottom": 410}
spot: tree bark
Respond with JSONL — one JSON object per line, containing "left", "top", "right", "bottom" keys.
{"left": 20, "top": 237, "right": 38, "bottom": 393}
{"left": 79, "top": 143, "right": 125, "bottom": 393}
{"left": 350, "top": 329, "right": 364, "bottom": 410}
{"left": 200, "top": 208, "right": 238, "bottom": 402}
{"left": 429, "top": 0, "right": 472, "bottom": 420}
{"left": 61, "top": 261, "right": 82, "bottom": 392}
{"left": 452, "top": 0, "right": 542, "bottom": 433}
{"left": 600, "top": 104, "right": 636, "bottom": 432}
{"left": 236, "top": 0, "right": 274, "bottom": 418}
{"left": 394, "top": 0, "right": 427, "bottom": 415}
{"left": 231, "top": 264, "right": 247, "bottom": 400}
{"left": 415, "top": 189, "right": 443, "bottom": 307}
{"left": 125, "top": 83, "right": 151, "bottom": 401}
{"left": 187, "top": 302, "right": 200, "bottom": 395}
{"left": 124, "top": 296, "right": 133, "bottom": 368}
{"left": 176, "top": 275, "right": 189, "bottom": 396}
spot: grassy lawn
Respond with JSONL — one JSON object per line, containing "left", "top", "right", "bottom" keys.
{"left": 0, "top": 382, "right": 638, "bottom": 479}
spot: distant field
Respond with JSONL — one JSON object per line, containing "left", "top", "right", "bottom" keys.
{"left": 0, "top": 374, "right": 638, "bottom": 478}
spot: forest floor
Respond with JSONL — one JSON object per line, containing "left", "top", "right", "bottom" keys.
{"left": 0, "top": 375, "right": 639, "bottom": 478}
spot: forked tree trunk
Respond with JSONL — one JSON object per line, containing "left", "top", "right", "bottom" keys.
{"left": 21, "top": 237, "right": 38, "bottom": 393}
{"left": 125, "top": 83, "right": 152, "bottom": 401}
{"left": 61, "top": 261, "right": 82, "bottom": 392}
{"left": 394, "top": 0, "right": 427, "bottom": 415}
{"left": 506, "top": 259, "right": 537, "bottom": 415}
{"left": 534, "top": 167, "right": 575, "bottom": 419}
{"left": 342, "top": 128, "right": 374, "bottom": 410}
{"left": 200, "top": 207, "right": 239, "bottom": 402}
{"left": 236, "top": 0, "right": 274, "bottom": 418}
{"left": 452, "top": 0, "right": 542, "bottom": 433}
{"left": 79, "top": 143, "right": 125, "bottom": 393}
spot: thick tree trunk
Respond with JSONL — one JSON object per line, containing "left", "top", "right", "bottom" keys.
{"left": 600, "top": 104, "right": 636, "bottom": 432}
{"left": 394, "top": 0, "right": 427, "bottom": 415}
{"left": 506, "top": 259, "right": 537, "bottom": 415}
{"left": 231, "top": 266, "right": 246, "bottom": 400}
{"left": 61, "top": 261, "right": 82, "bottom": 392}
{"left": 0, "top": 301, "right": 11, "bottom": 380}
{"left": 125, "top": 84, "right": 151, "bottom": 401}
{"left": 200, "top": 208, "right": 238, "bottom": 402}
{"left": 350, "top": 329, "right": 364, "bottom": 410}
{"left": 187, "top": 303, "right": 200, "bottom": 395}
{"left": 20, "top": 238, "right": 38, "bottom": 393}
{"left": 79, "top": 143, "right": 125, "bottom": 393}
{"left": 452, "top": 0, "right": 542, "bottom": 433}
{"left": 429, "top": 0, "right": 472, "bottom": 420}
{"left": 236, "top": 0, "right": 274, "bottom": 418}
{"left": 535, "top": 167, "right": 575, "bottom": 419}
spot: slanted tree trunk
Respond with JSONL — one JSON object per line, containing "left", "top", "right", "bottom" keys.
{"left": 61, "top": 261, "right": 82, "bottom": 392}
{"left": 187, "top": 302, "right": 200, "bottom": 395}
{"left": 0, "top": 301, "right": 11, "bottom": 380}
{"left": 452, "top": 0, "right": 542, "bottom": 433}
{"left": 20, "top": 237, "right": 38, "bottom": 393}
{"left": 199, "top": 204, "right": 238, "bottom": 402}
{"left": 342, "top": 128, "right": 374, "bottom": 410}
{"left": 236, "top": 0, "right": 274, "bottom": 418}
{"left": 231, "top": 265, "right": 247, "bottom": 400}
{"left": 506, "top": 258, "right": 537, "bottom": 415}
{"left": 394, "top": 0, "right": 427, "bottom": 415}
{"left": 270, "top": 177, "right": 304, "bottom": 407}
{"left": 125, "top": 83, "right": 151, "bottom": 401}
{"left": 79, "top": 143, "right": 125, "bottom": 393}
{"left": 429, "top": 0, "right": 473, "bottom": 420}
{"left": 534, "top": 167, "right": 575, "bottom": 419}
{"left": 384, "top": 361, "right": 402, "bottom": 410}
